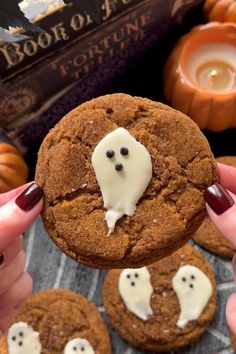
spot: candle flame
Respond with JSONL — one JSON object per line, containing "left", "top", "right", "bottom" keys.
{"left": 209, "top": 69, "right": 218, "bottom": 79}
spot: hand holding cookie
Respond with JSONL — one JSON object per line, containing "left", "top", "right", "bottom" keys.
{"left": 0, "top": 183, "right": 43, "bottom": 337}
{"left": 204, "top": 163, "right": 236, "bottom": 336}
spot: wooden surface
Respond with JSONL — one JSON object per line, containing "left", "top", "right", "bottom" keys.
{"left": 24, "top": 217, "right": 235, "bottom": 354}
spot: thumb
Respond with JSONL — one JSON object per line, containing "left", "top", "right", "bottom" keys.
{"left": 0, "top": 183, "right": 43, "bottom": 250}
{"left": 204, "top": 183, "right": 236, "bottom": 250}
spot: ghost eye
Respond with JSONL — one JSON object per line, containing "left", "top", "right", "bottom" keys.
{"left": 19, "top": 332, "right": 24, "bottom": 337}
{"left": 115, "top": 163, "right": 123, "bottom": 171}
{"left": 134, "top": 273, "right": 139, "bottom": 278}
{"left": 182, "top": 277, "right": 186, "bottom": 282}
{"left": 120, "top": 147, "right": 129, "bottom": 156}
{"left": 81, "top": 347, "right": 85, "bottom": 351}
{"left": 106, "top": 150, "right": 115, "bottom": 158}
{"left": 191, "top": 275, "right": 195, "bottom": 280}
{"left": 73, "top": 347, "right": 77, "bottom": 351}
{"left": 126, "top": 274, "right": 131, "bottom": 279}
{"left": 12, "top": 336, "right": 16, "bottom": 341}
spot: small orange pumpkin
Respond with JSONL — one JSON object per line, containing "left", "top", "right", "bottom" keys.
{"left": 0, "top": 143, "right": 28, "bottom": 193}
{"left": 204, "top": 0, "right": 236, "bottom": 23}
{"left": 163, "top": 22, "right": 236, "bottom": 132}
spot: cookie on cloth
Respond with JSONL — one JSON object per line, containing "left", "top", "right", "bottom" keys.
{"left": 193, "top": 156, "right": 236, "bottom": 258}
{"left": 103, "top": 244, "right": 217, "bottom": 352}
{"left": 35, "top": 93, "right": 217, "bottom": 269}
{"left": 0, "top": 289, "right": 111, "bottom": 354}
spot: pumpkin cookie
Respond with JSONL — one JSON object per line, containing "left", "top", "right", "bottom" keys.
{"left": 0, "top": 289, "right": 111, "bottom": 354}
{"left": 103, "top": 244, "right": 217, "bottom": 352}
{"left": 35, "top": 93, "right": 217, "bottom": 269}
{"left": 193, "top": 156, "right": 236, "bottom": 258}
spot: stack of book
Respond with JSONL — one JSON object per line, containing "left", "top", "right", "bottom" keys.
{"left": 0, "top": 0, "right": 202, "bottom": 153}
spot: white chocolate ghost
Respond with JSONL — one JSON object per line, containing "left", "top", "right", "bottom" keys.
{"left": 172, "top": 265, "right": 213, "bottom": 329}
{"left": 7, "top": 322, "right": 42, "bottom": 354}
{"left": 92, "top": 128, "right": 152, "bottom": 235}
{"left": 119, "top": 267, "right": 153, "bottom": 321}
{"left": 64, "top": 338, "right": 95, "bottom": 354}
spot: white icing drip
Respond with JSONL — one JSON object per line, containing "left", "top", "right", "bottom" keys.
{"left": 64, "top": 338, "right": 95, "bottom": 354}
{"left": 92, "top": 128, "right": 152, "bottom": 235}
{"left": 8, "top": 322, "right": 42, "bottom": 354}
{"left": 172, "top": 265, "right": 213, "bottom": 329}
{"left": 118, "top": 267, "right": 153, "bottom": 321}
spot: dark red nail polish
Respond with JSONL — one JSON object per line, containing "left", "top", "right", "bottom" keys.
{"left": 15, "top": 183, "right": 43, "bottom": 211}
{"left": 204, "top": 183, "right": 234, "bottom": 215}
{"left": 0, "top": 253, "right": 4, "bottom": 266}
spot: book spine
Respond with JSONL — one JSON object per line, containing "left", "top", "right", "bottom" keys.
{"left": 2, "top": 0, "right": 202, "bottom": 153}
{"left": 0, "top": 0, "right": 142, "bottom": 79}
{"left": 0, "top": 0, "right": 160, "bottom": 129}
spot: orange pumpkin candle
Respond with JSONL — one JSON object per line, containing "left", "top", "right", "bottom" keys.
{"left": 164, "top": 22, "right": 236, "bottom": 132}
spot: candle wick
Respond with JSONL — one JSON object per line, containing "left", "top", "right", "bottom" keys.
{"left": 209, "top": 69, "right": 218, "bottom": 79}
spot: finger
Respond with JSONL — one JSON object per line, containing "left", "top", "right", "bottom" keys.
{"left": 0, "top": 236, "right": 23, "bottom": 269}
{"left": 0, "top": 251, "right": 25, "bottom": 296}
{"left": 0, "top": 273, "right": 32, "bottom": 334}
{"left": 204, "top": 183, "right": 236, "bottom": 249}
{"left": 217, "top": 163, "right": 236, "bottom": 195}
{"left": 0, "top": 182, "right": 33, "bottom": 208}
{"left": 0, "top": 183, "right": 43, "bottom": 250}
{"left": 0, "top": 308, "right": 18, "bottom": 336}
{"left": 226, "top": 293, "right": 236, "bottom": 335}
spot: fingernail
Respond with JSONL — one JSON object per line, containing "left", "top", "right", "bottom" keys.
{"left": 0, "top": 253, "right": 4, "bottom": 267}
{"left": 204, "top": 183, "right": 235, "bottom": 215}
{"left": 15, "top": 183, "right": 43, "bottom": 211}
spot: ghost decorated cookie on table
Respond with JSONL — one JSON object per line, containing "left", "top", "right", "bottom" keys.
{"left": 118, "top": 264, "right": 213, "bottom": 329}
{"left": 92, "top": 128, "right": 152, "bottom": 235}
{"left": 7, "top": 322, "right": 95, "bottom": 354}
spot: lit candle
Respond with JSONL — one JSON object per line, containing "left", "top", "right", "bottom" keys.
{"left": 164, "top": 23, "right": 236, "bottom": 132}
{"left": 187, "top": 43, "right": 236, "bottom": 93}
{"left": 196, "top": 61, "right": 236, "bottom": 92}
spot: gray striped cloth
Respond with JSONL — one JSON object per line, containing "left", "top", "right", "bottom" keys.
{"left": 25, "top": 217, "right": 235, "bottom": 354}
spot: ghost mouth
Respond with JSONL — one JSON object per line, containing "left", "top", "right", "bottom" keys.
{"left": 115, "top": 163, "right": 123, "bottom": 171}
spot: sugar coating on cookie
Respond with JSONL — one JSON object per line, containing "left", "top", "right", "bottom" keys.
{"left": 7, "top": 322, "right": 41, "bottom": 354}
{"left": 118, "top": 267, "right": 153, "bottom": 321}
{"left": 103, "top": 245, "right": 216, "bottom": 352}
{"left": 64, "top": 338, "right": 95, "bottom": 354}
{"left": 172, "top": 265, "right": 213, "bottom": 329}
{"left": 36, "top": 93, "right": 218, "bottom": 269}
{"left": 92, "top": 128, "right": 152, "bottom": 235}
{"left": 2, "top": 289, "right": 111, "bottom": 354}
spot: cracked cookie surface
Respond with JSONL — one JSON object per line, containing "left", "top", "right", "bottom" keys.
{"left": 193, "top": 156, "right": 236, "bottom": 258}
{"left": 103, "top": 244, "right": 217, "bottom": 352}
{"left": 35, "top": 93, "right": 217, "bottom": 269}
{"left": 0, "top": 289, "right": 111, "bottom": 354}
